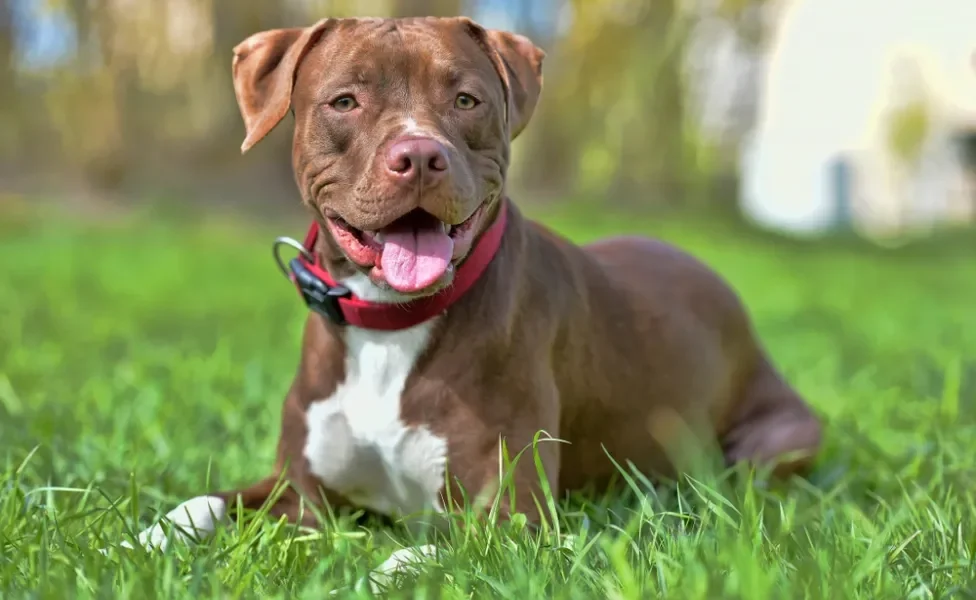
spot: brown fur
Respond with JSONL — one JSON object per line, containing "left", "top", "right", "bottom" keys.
{"left": 212, "top": 16, "right": 822, "bottom": 525}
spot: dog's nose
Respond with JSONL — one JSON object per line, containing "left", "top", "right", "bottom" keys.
{"left": 385, "top": 137, "right": 448, "bottom": 185}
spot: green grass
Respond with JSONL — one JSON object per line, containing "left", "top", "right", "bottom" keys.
{"left": 1, "top": 198, "right": 975, "bottom": 598}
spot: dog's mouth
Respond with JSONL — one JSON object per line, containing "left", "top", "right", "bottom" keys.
{"left": 325, "top": 202, "right": 489, "bottom": 294}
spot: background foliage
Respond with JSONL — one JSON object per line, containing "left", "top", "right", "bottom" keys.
{"left": 0, "top": 0, "right": 767, "bottom": 210}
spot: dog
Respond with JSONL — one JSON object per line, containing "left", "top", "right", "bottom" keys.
{"left": 116, "top": 15, "right": 822, "bottom": 554}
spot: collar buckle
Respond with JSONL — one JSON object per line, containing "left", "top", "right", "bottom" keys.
{"left": 273, "top": 237, "right": 350, "bottom": 326}
{"left": 289, "top": 257, "right": 350, "bottom": 325}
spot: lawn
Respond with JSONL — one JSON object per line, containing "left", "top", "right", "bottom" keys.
{"left": 1, "top": 197, "right": 975, "bottom": 598}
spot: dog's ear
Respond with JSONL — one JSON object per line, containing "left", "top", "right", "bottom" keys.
{"left": 460, "top": 20, "right": 545, "bottom": 141}
{"left": 232, "top": 18, "right": 335, "bottom": 153}
{"left": 485, "top": 29, "right": 545, "bottom": 140}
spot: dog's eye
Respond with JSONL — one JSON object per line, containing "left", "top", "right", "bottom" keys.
{"left": 330, "top": 95, "right": 359, "bottom": 112}
{"left": 454, "top": 93, "right": 480, "bottom": 110}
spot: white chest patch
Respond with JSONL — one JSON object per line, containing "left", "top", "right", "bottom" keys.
{"left": 303, "top": 274, "right": 448, "bottom": 518}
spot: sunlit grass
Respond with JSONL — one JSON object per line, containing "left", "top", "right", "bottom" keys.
{"left": 1, "top": 199, "right": 975, "bottom": 598}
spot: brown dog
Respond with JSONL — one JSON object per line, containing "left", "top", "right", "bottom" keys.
{"left": 119, "top": 16, "right": 821, "bottom": 552}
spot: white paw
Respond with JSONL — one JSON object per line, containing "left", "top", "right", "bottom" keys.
{"left": 98, "top": 495, "right": 227, "bottom": 555}
{"left": 559, "top": 533, "right": 579, "bottom": 550}
{"left": 323, "top": 544, "right": 441, "bottom": 596}
{"left": 368, "top": 544, "right": 439, "bottom": 593}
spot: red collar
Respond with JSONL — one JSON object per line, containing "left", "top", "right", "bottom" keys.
{"left": 282, "top": 200, "right": 508, "bottom": 331}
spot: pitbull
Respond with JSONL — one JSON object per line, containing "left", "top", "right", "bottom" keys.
{"left": 118, "top": 15, "right": 822, "bottom": 552}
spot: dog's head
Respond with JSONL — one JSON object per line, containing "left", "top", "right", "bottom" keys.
{"left": 231, "top": 17, "right": 544, "bottom": 296}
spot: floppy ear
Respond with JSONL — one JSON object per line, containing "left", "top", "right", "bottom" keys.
{"left": 231, "top": 18, "right": 335, "bottom": 153}
{"left": 477, "top": 27, "right": 546, "bottom": 140}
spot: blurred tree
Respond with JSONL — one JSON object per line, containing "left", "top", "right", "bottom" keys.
{"left": 393, "top": 0, "right": 461, "bottom": 18}
{"left": 0, "top": 0, "right": 12, "bottom": 86}
{"left": 517, "top": 0, "right": 692, "bottom": 204}
{"left": 513, "top": 0, "right": 772, "bottom": 208}
{"left": 44, "top": 0, "right": 128, "bottom": 189}
{"left": 0, "top": 0, "right": 15, "bottom": 152}
{"left": 886, "top": 62, "right": 932, "bottom": 231}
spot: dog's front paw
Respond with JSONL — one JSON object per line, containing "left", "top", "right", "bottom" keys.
{"left": 98, "top": 495, "right": 227, "bottom": 555}
{"left": 367, "top": 544, "right": 439, "bottom": 593}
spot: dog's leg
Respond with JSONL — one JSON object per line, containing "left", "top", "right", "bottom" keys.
{"left": 110, "top": 475, "right": 317, "bottom": 553}
{"left": 444, "top": 425, "right": 563, "bottom": 528}
{"left": 215, "top": 474, "right": 322, "bottom": 526}
{"left": 721, "top": 356, "right": 823, "bottom": 477}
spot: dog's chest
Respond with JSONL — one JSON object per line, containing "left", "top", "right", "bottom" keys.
{"left": 302, "top": 319, "right": 447, "bottom": 517}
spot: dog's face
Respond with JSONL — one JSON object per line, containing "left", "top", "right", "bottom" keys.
{"left": 231, "top": 17, "right": 544, "bottom": 295}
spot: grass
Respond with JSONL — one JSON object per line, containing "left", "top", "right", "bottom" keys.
{"left": 1, "top": 196, "right": 975, "bottom": 598}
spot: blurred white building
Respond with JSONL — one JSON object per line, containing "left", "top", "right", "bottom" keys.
{"left": 739, "top": 0, "right": 976, "bottom": 238}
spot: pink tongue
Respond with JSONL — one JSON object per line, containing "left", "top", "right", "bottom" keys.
{"left": 380, "top": 224, "right": 454, "bottom": 293}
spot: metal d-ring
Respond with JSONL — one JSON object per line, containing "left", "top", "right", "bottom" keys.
{"left": 272, "top": 236, "right": 315, "bottom": 279}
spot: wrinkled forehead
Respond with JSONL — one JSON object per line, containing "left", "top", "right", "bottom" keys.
{"left": 296, "top": 19, "right": 502, "bottom": 101}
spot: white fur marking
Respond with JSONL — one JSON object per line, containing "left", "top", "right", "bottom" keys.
{"left": 303, "top": 272, "right": 449, "bottom": 518}
{"left": 402, "top": 118, "right": 422, "bottom": 135}
{"left": 339, "top": 271, "right": 412, "bottom": 303}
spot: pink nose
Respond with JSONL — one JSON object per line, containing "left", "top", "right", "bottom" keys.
{"left": 385, "top": 137, "right": 449, "bottom": 185}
